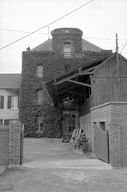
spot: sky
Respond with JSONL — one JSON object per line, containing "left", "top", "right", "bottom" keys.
{"left": 0, "top": 0, "right": 127, "bottom": 73}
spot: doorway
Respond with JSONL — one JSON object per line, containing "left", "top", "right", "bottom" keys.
{"left": 62, "top": 114, "right": 75, "bottom": 142}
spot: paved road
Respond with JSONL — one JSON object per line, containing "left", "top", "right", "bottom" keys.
{"left": 0, "top": 138, "right": 127, "bottom": 192}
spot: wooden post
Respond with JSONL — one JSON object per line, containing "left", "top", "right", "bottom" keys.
{"left": 116, "top": 33, "right": 119, "bottom": 75}
{"left": 116, "top": 33, "right": 120, "bottom": 101}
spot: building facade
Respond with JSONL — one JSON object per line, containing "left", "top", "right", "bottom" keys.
{"left": 20, "top": 27, "right": 112, "bottom": 139}
{"left": 1, "top": 27, "right": 127, "bottom": 167}
{"left": 0, "top": 74, "right": 20, "bottom": 126}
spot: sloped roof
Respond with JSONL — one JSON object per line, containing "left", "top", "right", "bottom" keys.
{"left": 0, "top": 74, "right": 21, "bottom": 89}
{"left": 32, "top": 39, "right": 102, "bottom": 52}
{"left": 93, "top": 52, "right": 127, "bottom": 74}
{"left": 32, "top": 39, "right": 52, "bottom": 51}
{"left": 82, "top": 39, "right": 102, "bottom": 52}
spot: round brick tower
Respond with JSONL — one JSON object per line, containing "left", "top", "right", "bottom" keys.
{"left": 51, "top": 28, "right": 83, "bottom": 57}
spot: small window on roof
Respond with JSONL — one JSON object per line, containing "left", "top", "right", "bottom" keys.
{"left": 63, "top": 42, "right": 71, "bottom": 58}
{"left": 37, "top": 65, "right": 43, "bottom": 78}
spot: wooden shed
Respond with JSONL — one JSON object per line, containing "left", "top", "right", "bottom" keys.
{"left": 90, "top": 53, "right": 127, "bottom": 166}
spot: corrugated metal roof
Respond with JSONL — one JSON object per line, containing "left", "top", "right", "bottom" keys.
{"left": 0, "top": 74, "right": 21, "bottom": 89}
{"left": 32, "top": 39, "right": 102, "bottom": 52}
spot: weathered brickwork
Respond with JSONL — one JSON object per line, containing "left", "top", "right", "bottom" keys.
{"left": 91, "top": 102, "right": 127, "bottom": 167}
{"left": 0, "top": 123, "right": 22, "bottom": 166}
{"left": 9, "top": 123, "right": 21, "bottom": 165}
{"left": 51, "top": 28, "right": 83, "bottom": 56}
{"left": 110, "top": 103, "right": 127, "bottom": 167}
{"left": 0, "top": 126, "right": 9, "bottom": 165}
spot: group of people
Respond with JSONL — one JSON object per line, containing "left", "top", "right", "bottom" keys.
{"left": 70, "top": 128, "right": 88, "bottom": 152}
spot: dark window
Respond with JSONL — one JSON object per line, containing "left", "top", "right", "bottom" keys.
{"left": 69, "top": 126, "right": 72, "bottom": 132}
{"left": 4, "top": 120, "right": 9, "bottom": 126}
{"left": 99, "top": 122, "right": 105, "bottom": 131}
{"left": 65, "top": 64, "right": 70, "bottom": 72}
{"left": 37, "top": 117, "right": 44, "bottom": 132}
{"left": 0, "top": 96, "right": 4, "bottom": 109}
{"left": 0, "top": 119, "right": 3, "bottom": 125}
{"left": 8, "top": 96, "right": 18, "bottom": 109}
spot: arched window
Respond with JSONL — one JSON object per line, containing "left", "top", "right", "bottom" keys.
{"left": 63, "top": 42, "right": 71, "bottom": 58}
{"left": 37, "top": 65, "right": 43, "bottom": 78}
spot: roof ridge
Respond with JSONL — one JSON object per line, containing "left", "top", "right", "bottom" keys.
{"left": 31, "top": 38, "right": 103, "bottom": 52}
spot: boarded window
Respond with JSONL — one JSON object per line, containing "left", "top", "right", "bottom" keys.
{"left": 37, "top": 90, "right": 43, "bottom": 104}
{"left": 37, "top": 65, "right": 43, "bottom": 78}
{"left": 0, "top": 96, "right": 4, "bottom": 109}
{"left": 63, "top": 42, "right": 71, "bottom": 58}
{"left": 8, "top": 96, "right": 18, "bottom": 109}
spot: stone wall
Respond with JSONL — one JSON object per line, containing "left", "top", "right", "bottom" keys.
{"left": 0, "top": 123, "right": 22, "bottom": 166}
{"left": 51, "top": 28, "right": 83, "bottom": 56}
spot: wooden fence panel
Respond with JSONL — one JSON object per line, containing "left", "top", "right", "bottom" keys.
{"left": 94, "top": 126, "right": 109, "bottom": 163}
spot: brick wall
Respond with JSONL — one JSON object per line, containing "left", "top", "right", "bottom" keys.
{"left": 91, "top": 102, "right": 127, "bottom": 167}
{"left": 51, "top": 28, "right": 83, "bottom": 56}
{"left": 0, "top": 123, "right": 22, "bottom": 166}
{"left": 0, "top": 126, "right": 9, "bottom": 165}
{"left": 9, "top": 123, "right": 22, "bottom": 165}
{"left": 110, "top": 103, "right": 127, "bottom": 167}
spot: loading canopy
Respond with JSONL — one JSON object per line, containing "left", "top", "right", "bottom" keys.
{"left": 52, "top": 57, "right": 106, "bottom": 104}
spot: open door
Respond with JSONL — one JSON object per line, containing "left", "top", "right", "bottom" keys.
{"left": 62, "top": 114, "right": 75, "bottom": 142}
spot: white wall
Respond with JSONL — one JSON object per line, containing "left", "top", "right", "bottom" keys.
{"left": 0, "top": 89, "right": 19, "bottom": 120}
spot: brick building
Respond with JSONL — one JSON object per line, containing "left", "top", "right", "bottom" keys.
{"left": 20, "top": 28, "right": 111, "bottom": 137}
{"left": 20, "top": 27, "right": 127, "bottom": 167}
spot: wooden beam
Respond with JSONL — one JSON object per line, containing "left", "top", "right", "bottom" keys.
{"left": 54, "top": 71, "right": 93, "bottom": 86}
{"left": 68, "top": 90, "right": 85, "bottom": 96}
{"left": 67, "top": 79, "right": 91, "bottom": 87}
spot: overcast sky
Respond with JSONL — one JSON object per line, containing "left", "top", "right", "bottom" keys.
{"left": 0, "top": 0, "right": 127, "bottom": 73}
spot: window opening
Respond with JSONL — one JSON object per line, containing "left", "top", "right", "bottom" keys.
{"left": 63, "top": 42, "right": 71, "bottom": 58}
{"left": 8, "top": 96, "right": 18, "bottom": 109}
{"left": 0, "top": 96, "right": 4, "bottom": 109}
{"left": 37, "top": 65, "right": 43, "bottom": 78}
{"left": 37, "top": 90, "right": 43, "bottom": 104}
{"left": 0, "top": 119, "right": 3, "bottom": 125}
{"left": 99, "top": 122, "right": 105, "bottom": 131}
{"left": 4, "top": 120, "right": 9, "bottom": 126}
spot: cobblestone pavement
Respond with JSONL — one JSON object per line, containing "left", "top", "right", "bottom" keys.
{"left": 0, "top": 138, "right": 127, "bottom": 192}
